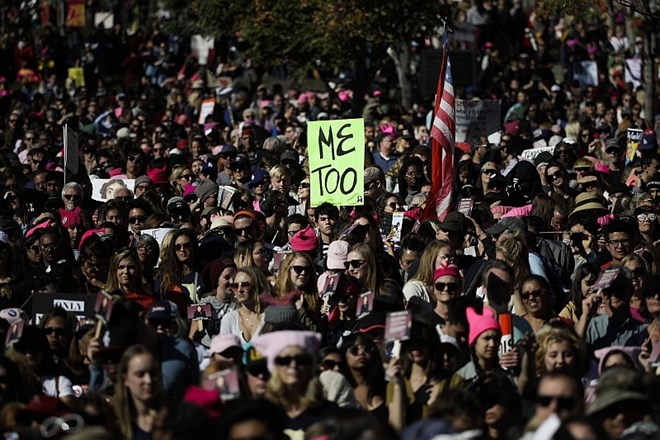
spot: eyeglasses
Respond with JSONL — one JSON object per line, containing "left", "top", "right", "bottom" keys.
{"left": 299, "top": 182, "right": 310, "bottom": 189}
{"left": 43, "top": 327, "right": 67, "bottom": 336}
{"left": 536, "top": 395, "right": 575, "bottom": 412}
{"left": 235, "top": 226, "right": 254, "bottom": 236}
{"left": 229, "top": 281, "right": 252, "bottom": 290}
{"left": 322, "top": 359, "right": 340, "bottom": 370}
{"left": 405, "top": 171, "right": 422, "bottom": 178}
{"left": 175, "top": 242, "right": 192, "bottom": 251}
{"left": 637, "top": 214, "right": 657, "bottom": 222}
{"left": 129, "top": 215, "right": 146, "bottom": 224}
{"left": 274, "top": 354, "right": 312, "bottom": 367}
{"left": 550, "top": 171, "right": 563, "bottom": 180}
{"left": 344, "top": 260, "right": 366, "bottom": 269}
{"left": 387, "top": 201, "right": 400, "bottom": 210}
{"left": 41, "top": 243, "right": 59, "bottom": 251}
{"left": 64, "top": 194, "right": 80, "bottom": 201}
{"left": 292, "top": 265, "right": 311, "bottom": 275}
{"left": 152, "top": 147, "right": 163, "bottom": 153}
{"left": 348, "top": 344, "right": 374, "bottom": 356}
{"left": 521, "top": 289, "right": 545, "bottom": 300}
{"left": 607, "top": 239, "right": 630, "bottom": 248}
{"left": 434, "top": 281, "right": 459, "bottom": 293}
{"left": 630, "top": 267, "right": 645, "bottom": 278}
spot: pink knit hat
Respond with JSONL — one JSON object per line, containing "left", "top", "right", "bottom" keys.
{"left": 290, "top": 225, "right": 319, "bottom": 252}
{"left": 433, "top": 263, "right": 461, "bottom": 281}
{"left": 466, "top": 307, "right": 501, "bottom": 346}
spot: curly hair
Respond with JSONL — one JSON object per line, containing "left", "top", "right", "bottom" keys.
{"left": 535, "top": 325, "right": 586, "bottom": 376}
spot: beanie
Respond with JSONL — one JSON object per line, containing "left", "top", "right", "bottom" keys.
{"left": 326, "top": 240, "right": 349, "bottom": 270}
{"left": 135, "top": 175, "right": 153, "bottom": 189}
{"left": 290, "top": 225, "right": 319, "bottom": 252}
{"left": 264, "top": 305, "right": 298, "bottom": 325}
{"left": 466, "top": 306, "right": 501, "bottom": 346}
{"left": 195, "top": 180, "right": 219, "bottom": 203}
{"left": 433, "top": 263, "right": 461, "bottom": 281}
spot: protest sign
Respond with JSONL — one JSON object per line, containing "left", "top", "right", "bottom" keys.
{"left": 575, "top": 61, "right": 598, "bottom": 88}
{"left": 94, "top": 12, "right": 114, "bottom": 29}
{"left": 625, "top": 58, "right": 642, "bottom": 90}
{"left": 307, "top": 118, "right": 365, "bottom": 207}
{"left": 63, "top": 125, "right": 80, "bottom": 183}
{"left": 141, "top": 228, "right": 176, "bottom": 248}
{"left": 90, "top": 178, "right": 135, "bottom": 201}
{"left": 384, "top": 310, "right": 413, "bottom": 342}
{"left": 627, "top": 128, "right": 643, "bottom": 162}
{"left": 66, "top": 0, "right": 85, "bottom": 27}
{"left": 33, "top": 293, "right": 96, "bottom": 324}
{"left": 455, "top": 99, "right": 501, "bottom": 143}
{"left": 191, "top": 35, "right": 214, "bottom": 66}
{"left": 67, "top": 68, "right": 85, "bottom": 88}
{"left": 198, "top": 98, "right": 216, "bottom": 124}
{"left": 521, "top": 146, "right": 556, "bottom": 161}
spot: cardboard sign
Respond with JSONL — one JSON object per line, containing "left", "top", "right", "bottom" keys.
{"left": 627, "top": 128, "right": 643, "bottom": 163}
{"left": 33, "top": 293, "right": 96, "bottom": 325}
{"left": 593, "top": 268, "right": 620, "bottom": 291}
{"left": 384, "top": 310, "right": 413, "bottom": 342}
{"left": 455, "top": 99, "right": 502, "bottom": 143}
{"left": 198, "top": 98, "right": 216, "bottom": 124}
{"left": 187, "top": 304, "right": 212, "bottom": 320}
{"left": 356, "top": 291, "right": 374, "bottom": 318}
{"left": 202, "top": 368, "right": 241, "bottom": 401}
{"left": 307, "top": 118, "right": 365, "bottom": 207}
{"left": 90, "top": 178, "right": 135, "bottom": 201}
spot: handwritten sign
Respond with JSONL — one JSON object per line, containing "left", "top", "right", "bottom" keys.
{"left": 455, "top": 99, "right": 501, "bottom": 143}
{"left": 33, "top": 293, "right": 96, "bottom": 325}
{"left": 521, "top": 146, "right": 555, "bottom": 161}
{"left": 307, "top": 118, "right": 365, "bottom": 207}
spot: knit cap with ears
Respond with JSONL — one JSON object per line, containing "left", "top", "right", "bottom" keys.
{"left": 466, "top": 306, "right": 501, "bottom": 346}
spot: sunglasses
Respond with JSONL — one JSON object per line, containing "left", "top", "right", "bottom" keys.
{"left": 175, "top": 242, "right": 192, "bottom": 251}
{"left": 24, "top": 137, "right": 33, "bottom": 141}
{"left": 574, "top": 167, "right": 592, "bottom": 172}
{"left": 322, "top": 359, "right": 340, "bottom": 370}
{"left": 292, "top": 265, "right": 311, "bottom": 275}
{"left": 28, "top": 245, "right": 40, "bottom": 253}
{"left": 129, "top": 215, "right": 146, "bottom": 224}
{"left": 247, "top": 363, "right": 270, "bottom": 377}
{"left": 180, "top": 174, "right": 194, "bottom": 180}
{"left": 128, "top": 155, "right": 143, "bottom": 163}
{"left": 152, "top": 147, "right": 163, "bottom": 153}
{"left": 170, "top": 211, "right": 189, "bottom": 220}
{"left": 434, "top": 281, "right": 459, "bottom": 293}
{"left": 637, "top": 214, "right": 657, "bottom": 222}
{"left": 550, "top": 171, "right": 563, "bottom": 180}
{"left": 521, "top": 289, "right": 545, "bottom": 300}
{"left": 235, "top": 226, "right": 254, "bottom": 236}
{"left": 64, "top": 194, "right": 80, "bottom": 201}
{"left": 41, "top": 243, "right": 58, "bottom": 251}
{"left": 43, "top": 327, "right": 67, "bottom": 336}
{"left": 631, "top": 267, "right": 645, "bottom": 278}
{"left": 274, "top": 354, "right": 312, "bottom": 366}
{"left": 229, "top": 281, "right": 252, "bottom": 290}
{"left": 348, "top": 344, "right": 374, "bottom": 356}
{"left": 536, "top": 395, "right": 575, "bottom": 411}
{"left": 344, "top": 260, "right": 366, "bottom": 269}
{"left": 482, "top": 169, "right": 497, "bottom": 176}
{"left": 388, "top": 201, "right": 399, "bottom": 210}
{"left": 299, "top": 182, "right": 310, "bottom": 189}
{"left": 555, "top": 149, "right": 572, "bottom": 156}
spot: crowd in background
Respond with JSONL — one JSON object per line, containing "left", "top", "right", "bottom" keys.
{"left": 0, "top": 0, "right": 659, "bottom": 439}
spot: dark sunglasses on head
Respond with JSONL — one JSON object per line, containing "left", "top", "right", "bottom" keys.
{"left": 292, "top": 265, "right": 311, "bottom": 275}
{"left": 434, "top": 281, "right": 459, "bottom": 293}
{"left": 43, "top": 327, "right": 67, "bottom": 336}
{"left": 344, "top": 260, "right": 366, "bottom": 269}
{"left": 274, "top": 354, "right": 312, "bottom": 366}
{"left": 536, "top": 395, "right": 575, "bottom": 411}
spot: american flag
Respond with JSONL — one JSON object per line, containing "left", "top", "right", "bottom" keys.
{"left": 423, "top": 32, "right": 455, "bottom": 221}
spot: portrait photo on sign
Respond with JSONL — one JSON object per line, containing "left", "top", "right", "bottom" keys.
{"left": 187, "top": 304, "right": 212, "bottom": 320}
{"left": 202, "top": 368, "right": 241, "bottom": 401}
{"left": 90, "top": 178, "right": 135, "bottom": 201}
{"left": 93, "top": 291, "right": 114, "bottom": 323}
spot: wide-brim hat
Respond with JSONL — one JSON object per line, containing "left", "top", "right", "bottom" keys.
{"left": 570, "top": 192, "right": 607, "bottom": 217}
{"left": 586, "top": 389, "right": 651, "bottom": 416}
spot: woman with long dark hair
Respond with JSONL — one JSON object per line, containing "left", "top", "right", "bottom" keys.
{"left": 157, "top": 229, "right": 204, "bottom": 303}
{"left": 397, "top": 156, "right": 427, "bottom": 205}
{"left": 559, "top": 262, "right": 600, "bottom": 336}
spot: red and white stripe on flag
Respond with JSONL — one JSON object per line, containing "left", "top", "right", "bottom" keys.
{"left": 424, "top": 34, "right": 455, "bottom": 221}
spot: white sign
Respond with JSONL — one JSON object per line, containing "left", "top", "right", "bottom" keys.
{"left": 94, "top": 12, "right": 113, "bottom": 29}
{"left": 198, "top": 98, "right": 216, "bottom": 124}
{"left": 575, "top": 61, "right": 598, "bottom": 88}
{"left": 455, "top": 99, "right": 502, "bottom": 143}
{"left": 521, "top": 146, "right": 556, "bottom": 160}
{"left": 90, "top": 178, "right": 135, "bottom": 201}
{"left": 141, "top": 228, "right": 176, "bottom": 248}
{"left": 625, "top": 58, "right": 642, "bottom": 90}
{"left": 191, "top": 35, "right": 215, "bottom": 66}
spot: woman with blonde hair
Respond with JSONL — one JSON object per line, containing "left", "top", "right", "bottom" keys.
{"left": 105, "top": 249, "right": 154, "bottom": 311}
{"left": 252, "top": 330, "right": 335, "bottom": 430}
{"left": 275, "top": 252, "right": 320, "bottom": 331}
{"left": 269, "top": 164, "right": 292, "bottom": 196}
{"left": 169, "top": 164, "right": 194, "bottom": 197}
{"left": 345, "top": 242, "right": 380, "bottom": 294}
{"left": 220, "top": 267, "right": 271, "bottom": 343}
{"left": 114, "top": 345, "right": 164, "bottom": 440}
{"left": 535, "top": 324, "right": 586, "bottom": 376}
{"left": 402, "top": 241, "right": 454, "bottom": 310}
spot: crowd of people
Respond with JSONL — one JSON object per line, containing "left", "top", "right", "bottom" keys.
{"left": 0, "top": 0, "right": 659, "bottom": 439}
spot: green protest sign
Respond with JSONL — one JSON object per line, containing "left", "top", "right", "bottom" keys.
{"left": 307, "top": 118, "right": 365, "bottom": 207}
